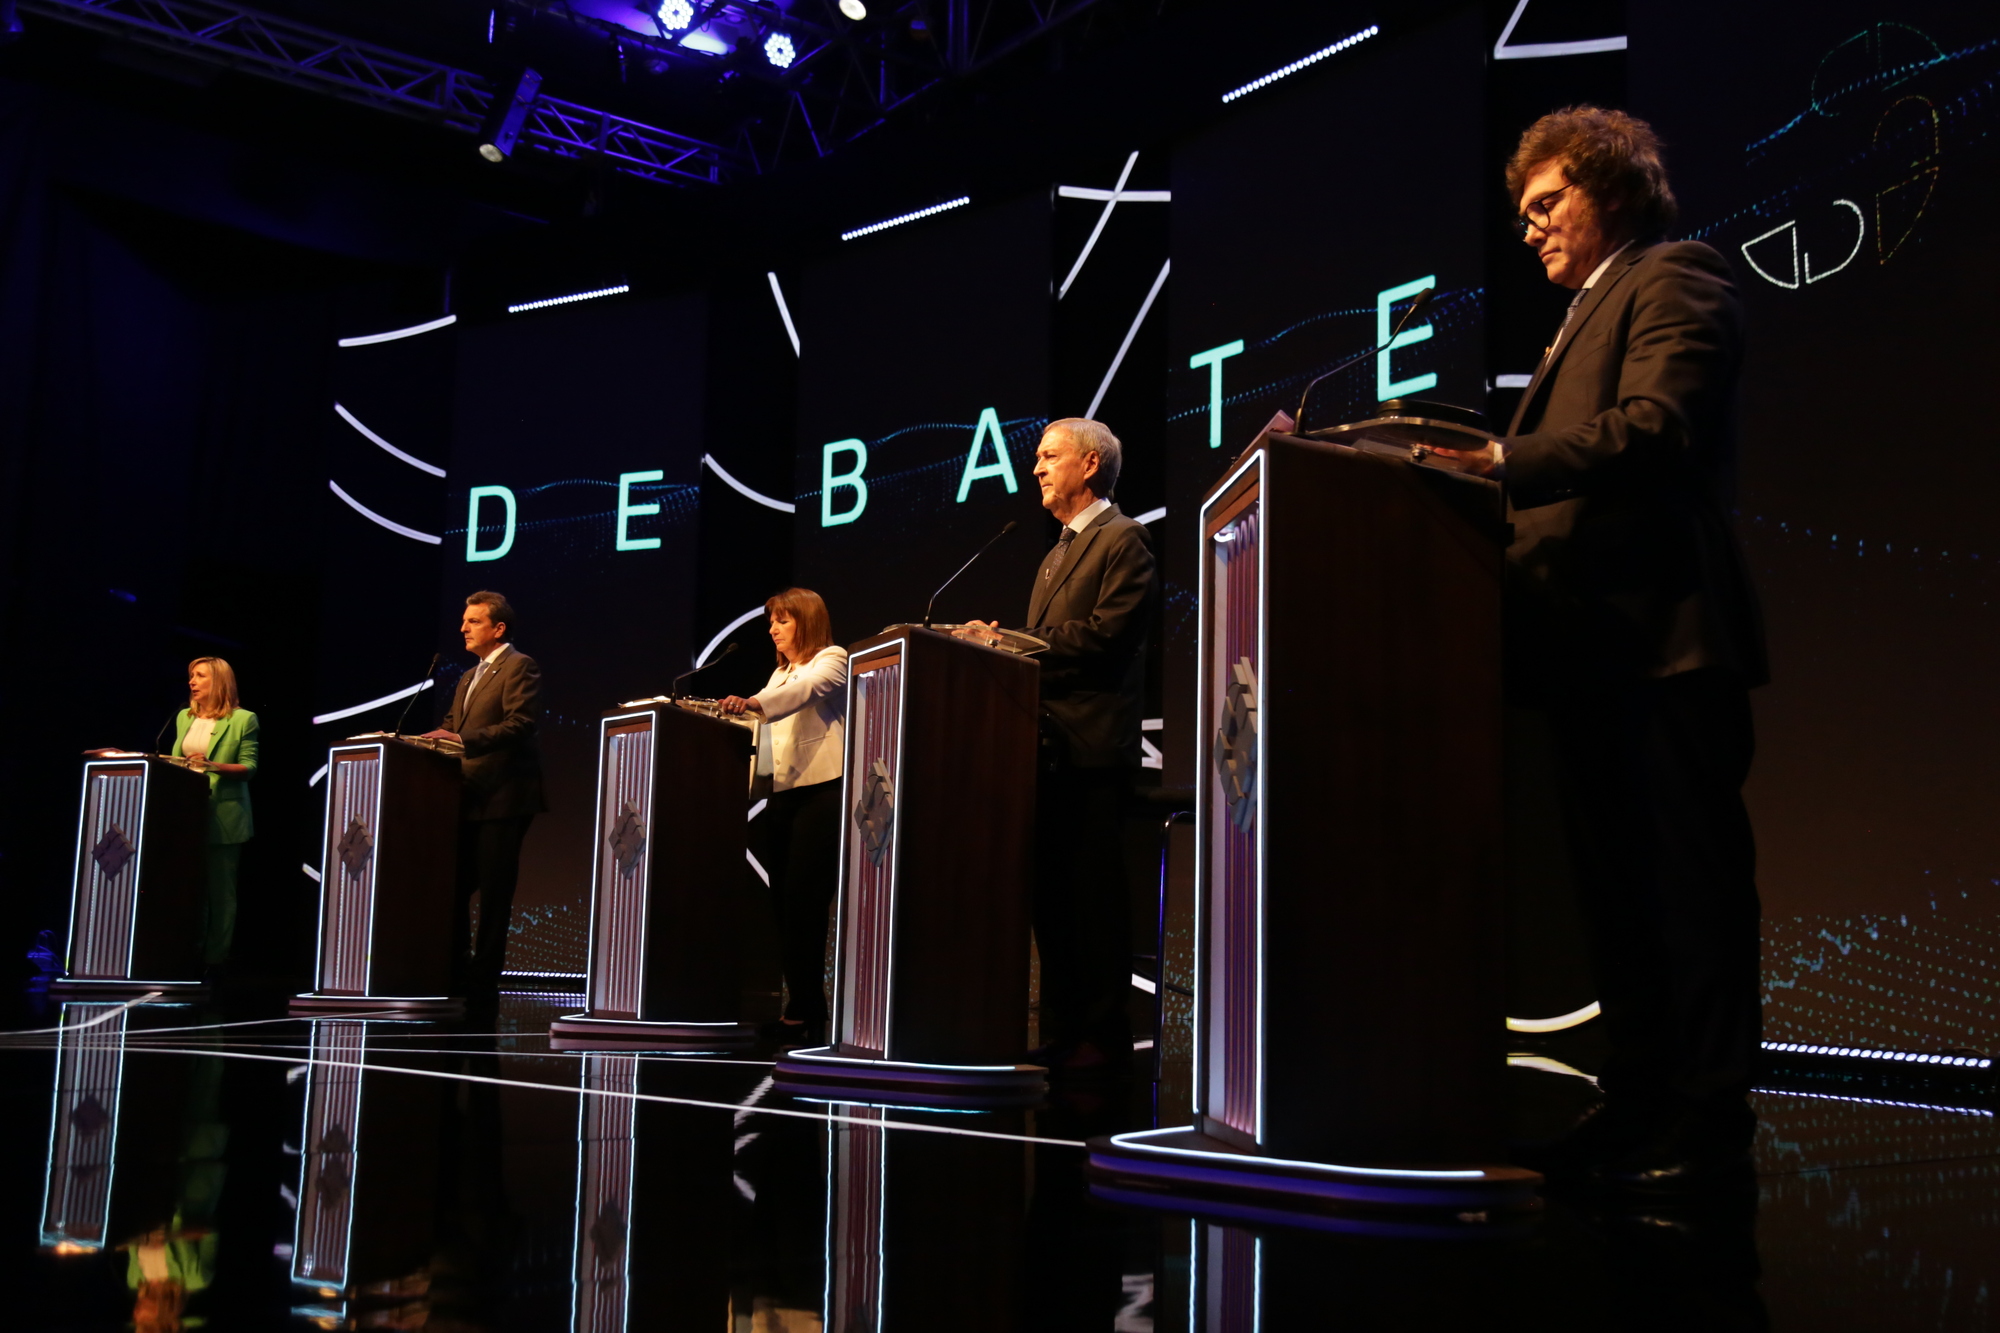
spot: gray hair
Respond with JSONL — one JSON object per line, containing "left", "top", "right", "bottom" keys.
{"left": 1045, "top": 417, "right": 1122, "bottom": 497}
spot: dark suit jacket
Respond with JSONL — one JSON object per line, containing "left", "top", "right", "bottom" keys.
{"left": 441, "top": 644, "right": 547, "bottom": 820}
{"left": 1504, "top": 239, "right": 1768, "bottom": 690}
{"left": 1019, "top": 502, "right": 1158, "bottom": 768}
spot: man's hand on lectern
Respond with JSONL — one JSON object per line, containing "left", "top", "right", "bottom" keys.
{"left": 949, "top": 620, "right": 1006, "bottom": 649}
{"left": 1424, "top": 441, "right": 1506, "bottom": 476}
{"left": 419, "top": 729, "right": 461, "bottom": 744}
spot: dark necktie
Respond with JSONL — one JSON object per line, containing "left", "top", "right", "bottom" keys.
{"left": 1544, "top": 287, "right": 1589, "bottom": 363}
{"left": 1042, "top": 529, "right": 1076, "bottom": 584}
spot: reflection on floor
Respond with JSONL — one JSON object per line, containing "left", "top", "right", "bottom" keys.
{"left": 6, "top": 991, "right": 1996, "bottom": 1331}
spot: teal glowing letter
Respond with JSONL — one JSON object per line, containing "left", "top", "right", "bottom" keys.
{"left": 1376, "top": 276, "right": 1437, "bottom": 401}
{"left": 616, "top": 470, "right": 664, "bottom": 551}
{"left": 1188, "top": 339, "right": 1246, "bottom": 448}
{"left": 822, "top": 440, "right": 869, "bottom": 527}
{"left": 466, "top": 485, "right": 516, "bottom": 563}
{"left": 954, "top": 407, "right": 1020, "bottom": 503}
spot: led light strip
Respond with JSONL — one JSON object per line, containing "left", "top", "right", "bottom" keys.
{"left": 1764, "top": 1040, "right": 1992, "bottom": 1069}
{"left": 840, "top": 197, "right": 969, "bottom": 241}
{"left": 506, "top": 284, "right": 631, "bottom": 314}
{"left": 1222, "top": 26, "right": 1379, "bottom": 103}
{"left": 1757, "top": 1087, "right": 1994, "bottom": 1117}
{"left": 336, "top": 314, "right": 457, "bottom": 348}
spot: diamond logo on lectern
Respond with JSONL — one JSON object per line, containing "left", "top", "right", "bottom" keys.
{"left": 92, "top": 824, "right": 136, "bottom": 881}
{"left": 1215, "top": 657, "right": 1259, "bottom": 832}
{"left": 854, "top": 759, "right": 896, "bottom": 867}
{"left": 69, "top": 1095, "right": 112, "bottom": 1138}
{"left": 336, "top": 818, "right": 375, "bottom": 879}
{"left": 590, "top": 1200, "right": 627, "bottom": 1270}
{"left": 608, "top": 803, "right": 647, "bottom": 876}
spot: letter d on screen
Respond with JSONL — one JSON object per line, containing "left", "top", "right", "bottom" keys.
{"left": 467, "top": 486, "right": 516, "bottom": 562}
{"left": 822, "top": 439, "right": 868, "bottom": 527}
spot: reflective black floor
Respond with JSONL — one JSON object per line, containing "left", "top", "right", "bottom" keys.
{"left": 5, "top": 990, "right": 1997, "bottom": 1332}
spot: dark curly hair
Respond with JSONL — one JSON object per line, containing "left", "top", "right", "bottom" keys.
{"left": 1507, "top": 105, "right": 1678, "bottom": 239}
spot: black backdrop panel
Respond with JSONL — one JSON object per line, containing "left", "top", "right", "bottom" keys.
{"left": 1163, "top": 10, "right": 1490, "bottom": 788}
{"left": 791, "top": 195, "right": 1053, "bottom": 643}
{"left": 440, "top": 294, "right": 708, "bottom": 974}
{"left": 1632, "top": 1, "right": 2000, "bottom": 1050}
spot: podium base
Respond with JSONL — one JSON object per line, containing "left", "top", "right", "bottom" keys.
{"left": 548, "top": 1013, "right": 757, "bottom": 1051}
{"left": 1087, "top": 1127, "right": 1541, "bottom": 1222}
{"left": 49, "top": 977, "right": 206, "bottom": 1001}
{"left": 288, "top": 992, "right": 464, "bottom": 1018}
{"left": 774, "top": 1045, "right": 1046, "bottom": 1108}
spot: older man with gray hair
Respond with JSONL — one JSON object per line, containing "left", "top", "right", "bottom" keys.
{"left": 958, "top": 417, "right": 1158, "bottom": 1072}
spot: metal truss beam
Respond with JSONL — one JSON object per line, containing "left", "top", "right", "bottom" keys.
{"left": 19, "top": 0, "right": 742, "bottom": 186}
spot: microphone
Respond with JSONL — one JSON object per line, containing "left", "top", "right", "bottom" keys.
{"left": 923, "top": 520, "right": 1019, "bottom": 630}
{"left": 151, "top": 713, "right": 174, "bottom": 757}
{"left": 1292, "top": 286, "right": 1435, "bottom": 434}
{"left": 392, "top": 653, "right": 441, "bottom": 737}
{"left": 672, "top": 641, "right": 740, "bottom": 701}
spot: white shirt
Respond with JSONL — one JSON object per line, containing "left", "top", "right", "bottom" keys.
{"left": 182, "top": 716, "right": 216, "bottom": 761}
{"left": 1063, "top": 495, "right": 1113, "bottom": 536}
{"left": 753, "top": 645, "right": 850, "bottom": 791}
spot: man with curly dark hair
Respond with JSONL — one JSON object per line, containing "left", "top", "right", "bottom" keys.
{"left": 1440, "top": 106, "right": 1768, "bottom": 1192}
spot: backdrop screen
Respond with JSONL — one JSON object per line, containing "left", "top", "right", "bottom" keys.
{"left": 1633, "top": 0, "right": 2000, "bottom": 1049}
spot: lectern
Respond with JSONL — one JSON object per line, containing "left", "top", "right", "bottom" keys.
{"left": 1090, "top": 412, "right": 1540, "bottom": 1217}
{"left": 775, "top": 626, "right": 1043, "bottom": 1105}
{"left": 550, "top": 701, "right": 757, "bottom": 1049}
{"left": 293, "top": 737, "right": 462, "bottom": 1016}
{"left": 55, "top": 754, "right": 208, "bottom": 996}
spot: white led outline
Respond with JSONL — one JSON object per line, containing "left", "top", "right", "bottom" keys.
{"left": 507, "top": 284, "right": 631, "bottom": 314}
{"left": 1057, "top": 186, "right": 1171, "bottom": 202}
{"left": 1221, "top": 25, "right": 1380, "bottom": 103}
{"left": 336, "top": 314, "right": 457, "bottom": 348}
{"left": 1506, "top": 1001, "right": 1601, "bottom": 1033}
{"left": 125, "top": 762, "right": 153, "bottom": 977}
{"left": 839, "top": 197, "right": 969, "bottom": 242}
{"left": 1492, "top": 1, "right": 1625, "bottom": 60}
{"left": 765, "top": 271, "right": 801, "bottom": 356}
{"left": 1058, "top": 150, "right": 1138, "bottom": 300}
{"left": 702, "top": 454, "right": 797, "bottom": 513}
{"left": 1086, "top": 257, "right": 1171, "bottom": 420}
{"left": 1134, "top": 507, "right": 1166, "bottom": 526}
{"left": 328, "top": 480, "right": 442, "bottom": 545}
{"left": 782, "top": 1046, "right": 1035, "bottom": 1074}
{"left": 1805, "top": 199, "right": 1865, "bottom": 283}
{"left": 581, "top": 712, "right": 624, "bottom": 1016}
{"left": 1742, "top": 219, "right": 1801, "bottom": 289}
{"left": 311, "top": 679, "right": 433, "bottom": 727}
{"left": 697, "top": 605, "right": 769, "bottom": 667}
{"left": 303, "top": 864, "right": 321, "bottom": 883}
{"left": 309, "top": 764, "right": 328, "bottom": 787}
{"left": 38, "top": 1003, "right": 131, "bottom": 1248}
{"left": 1104, "top": 1127, "right": 1490, "bottom": 1179}
{"left": 333, "top": 403, "right": 447, "bottom": 478}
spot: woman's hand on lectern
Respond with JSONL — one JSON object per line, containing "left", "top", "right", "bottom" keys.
{"left": 719, "top": 696, "right": 763, "bottom": 717}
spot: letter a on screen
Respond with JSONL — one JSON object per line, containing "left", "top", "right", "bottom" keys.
{"left": 955, "top": 407, "right": 1019, "bottom": 502}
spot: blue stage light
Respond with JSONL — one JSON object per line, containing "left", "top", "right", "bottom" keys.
{"left": 764, "top": 32, "right": 796, "bottom": 67}
{"left": 657, "top": 0, "right": 692, "bottom": 30}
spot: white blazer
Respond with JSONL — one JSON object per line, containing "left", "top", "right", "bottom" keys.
{"left": 754, "top": 645, "right": 849, "bottom": 791}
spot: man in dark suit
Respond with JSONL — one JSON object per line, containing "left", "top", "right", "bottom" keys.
{"left": 1439, "top": 107, "right": 1767, "bottom": 1189}
{"left": 423, "top": 590, "right": 546, "bottom": 995}
{"left": 959, "top": 418, "right": 1157, "bottom": 1072}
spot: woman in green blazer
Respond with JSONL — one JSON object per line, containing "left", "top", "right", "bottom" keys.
{"left": 172, "top": 658, "right": 258, "bottom": 967}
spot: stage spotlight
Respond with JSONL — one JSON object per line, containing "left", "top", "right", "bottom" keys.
{"left": 839, "top": 0, "right": 867, "bottom": 19}
{"left": 657, "top": 0, "right": 693, "bottom": 30}
{"left": 477, "top": 67, "right": 543, "bottom": 162}
{"left": 764, "top": 32, "right": 796, "bottom": 68}
{"left": 1, "top": 0, "right": 23, "bottom": 45}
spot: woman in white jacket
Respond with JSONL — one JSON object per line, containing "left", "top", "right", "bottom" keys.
{"left": 721, "top": 588, "right": 848, "bottom": 1046}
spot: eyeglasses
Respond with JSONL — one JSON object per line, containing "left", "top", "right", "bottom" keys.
{"left": 1513, "top": 183, "right": 1573, "bottom": 238}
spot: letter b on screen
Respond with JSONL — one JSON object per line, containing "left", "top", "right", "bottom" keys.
{"left": 822, "top": 439, "right": 869, "bottom": 527}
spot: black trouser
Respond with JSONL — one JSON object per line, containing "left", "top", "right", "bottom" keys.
{"left": 1546, "top": 668, "right": 1761, "bottom": 1120}
{"left": 1033, "top": 764, "right": 1134, "bottom": 1051}
{"left": 452, "top": 814, "right": 534, "bottom": 994}
{"left": 758, "top": 779, "right": 842, "bottom": 1024}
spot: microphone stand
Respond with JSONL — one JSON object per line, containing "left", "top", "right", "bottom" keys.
{"left": 672, "top": 641, "right": 740, "bottom": 701}
{"left": 392, "top": 653, "right": 442, "bottom": 737}
{"left": 923, "top": 520, "right": 1019, "bottom": 630}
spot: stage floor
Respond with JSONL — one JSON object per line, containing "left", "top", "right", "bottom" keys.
{"left": 5, "top": 990, "right": 1996, "bottom": 1331}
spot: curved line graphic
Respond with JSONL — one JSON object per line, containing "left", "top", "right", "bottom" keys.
{"left": 334, "top": 403, "right": 447, "bottom": 477}
{"left": 328, "top": 480, "right": 443, "bottom": 545}
{"left": 311, "top": 678, "right": 434, "bottom": 726}
{"left": 702, "top": 455, "right": 796, "bottom": 513}
{"left": 1133, "top": 507, "right": 1167, "bottom": 526}
{"left": 308, "top": 763, "right": 328, "bottom": 787}
{"left": 1505, "top": 1001, "right": 1601, "bottom": 1033}
{"left": 337, "top": 314, "right": 457, "bottom": 348}
{"left": 1805, "top": 200, "right": 1867, "bottom": 282}
{"left": 698, "top": 605, "right": 769, "bottom": 667}
{"left": 1741, "top": 220, "right": 1801, "bottom": 289}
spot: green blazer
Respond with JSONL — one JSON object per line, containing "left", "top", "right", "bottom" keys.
{"left": 173, "top": 708, "right": 258, "bottom": 845}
